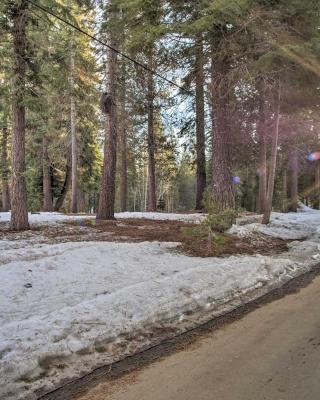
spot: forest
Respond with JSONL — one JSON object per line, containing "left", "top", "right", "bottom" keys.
{"left": 2, "top": 2, "right": 320, "bottom": 399}
{"left": 0, "top": 0, "right": 320, "bottom": 230}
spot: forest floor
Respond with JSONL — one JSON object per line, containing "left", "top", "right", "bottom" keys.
{"left": 0, "top": 217, "right": 288, "bottom": 257}
{"left": 1, "top": 209, "right": 320, "bottom": 400}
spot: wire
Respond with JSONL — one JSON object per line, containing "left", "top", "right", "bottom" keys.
{"left": 26, "top": 0, "right": 193, "bottom": 96}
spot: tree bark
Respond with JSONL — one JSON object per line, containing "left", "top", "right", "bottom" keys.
{"left": 281, "top": 167, "right": 288, "bottom": 213}
{"left": 10, "top": 0, "right": 29, "bottom": 230}
{"left": 70, "top": 49, "right": 78, "bottom": 213}
{"left": 211, "top": 54, "right": 235, "bottom": 210}
{"left": 54, "top": 158, "right": 71, "bottom": 211}
{"left": 262, "top": 82, "right": 281, "bottom": 224}
{"left": 195, "top": 34, "right": 206, "bottom": 210}
{"left": 257, "top": 87, "right": 267, "bottom": 214}
{"left": 147, "top": 49, "right": 157, "bottom": 212}
{"left": 1, "top": 118, "right": 11, "bottom": 211}
{"left": 97, "top": 6, "right": 118, "bottom": 220}
{"left": 288, "top": 148, "right": 298, "bottom": 212}
{"left": 315, "top": 162, "right": 320, "bottom": 209}
{"left": 119, "top": 64, "right": 127, "bottom": 212}
{"left": 77, "top": 187, "right": 86, "bottom": 213}
{"left": 42, "top": 135, "right": 53, "bottom": 211}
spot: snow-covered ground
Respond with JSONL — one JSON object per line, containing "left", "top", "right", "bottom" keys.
{"left": 1, "top": 210, "right": 320, "bottom": 399}
{"left": 0, "top": 211, "right": 204, "bottom": 225}
{"left": 231, "top": 211, "right": 320, "bottom": 240}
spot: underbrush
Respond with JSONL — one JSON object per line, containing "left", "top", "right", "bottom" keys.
{"left": 178, "top": 190, "right": 239, "bottom": 256}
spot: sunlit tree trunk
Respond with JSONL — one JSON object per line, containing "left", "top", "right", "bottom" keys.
{"left": 195, "top": 34, "right": 206, "bottom": 210}
{"left": 147, "top": 48, "right": 156, "bottom": 212}
{"left": 288, "top": 148, "right": 298, "bottom": 212}
{"left": 315, "top": 162, "right": 320, "bottom": 209}
{"left": 70, "top": 48, "right": 78, "bottom": 213}
{"left": 211, "top": 53, "right": 235, "bottom": 210}
{"left": 119, "top": 64, "right": 127, "bottom": 212}
{"left": 97, "top": 5, "right": 118, "bottom": 220}
{"left": 54, "top": 158, "right": 71, "bottom": 211}
{"left": 282, "top": 167, "right": 288, "bottom": 213}
{"left": 257, "top": 86, "right": 267, "bottom": 214}
{"left": 262, "top": 82, "right": 281, "bottom": 224}
{"left": 10, "top": 0, "right": 29, "bottom": 230}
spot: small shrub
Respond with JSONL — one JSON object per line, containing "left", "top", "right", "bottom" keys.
{"left": 181, "top": 190, "right": 238, "bottom": 254}
{"left": 202, "top": 189, "right": 237, "bottom": 233}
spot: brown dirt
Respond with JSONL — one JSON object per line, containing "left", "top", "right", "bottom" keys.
{"left": 67, "top": 218, "right": 289, "bottom": 257}
{"left": 0, "top": 217, "right": 289, "bottom": 258}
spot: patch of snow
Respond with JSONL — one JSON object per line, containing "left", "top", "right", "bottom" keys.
{"left": 229, "top": 209, "right": 320, "bottom": 240}
{"left": 297, "top": 201, "right": 318, "bottom": 213}
{"left": 0, "top": 212, "right": 88, "bottom": 225}
{"left": 0, "top": 211, "right": 204, "bottom": 226}
{"left": 115, "top": 211, "right": 204, "bottom": 223}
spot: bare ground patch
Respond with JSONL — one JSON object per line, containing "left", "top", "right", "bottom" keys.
{"left": 67, "top": 218, "right": 288, "bottom": 257}
{"left": 0, "top": 217, "right": 289, "bottom": 257}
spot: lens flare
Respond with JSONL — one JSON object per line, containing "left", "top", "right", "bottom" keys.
{"left": 306, "top": 152, "right": 320, "bottom": 162}
{"left": 232, "top": 176, "right": 241, "bottom": 184}
{"left": 256, "top": 167, "right": 267, "bottom": 177}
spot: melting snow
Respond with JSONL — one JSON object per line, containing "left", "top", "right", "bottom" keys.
{"left": 0, "top": 211, "right": 204, "bottom": 225}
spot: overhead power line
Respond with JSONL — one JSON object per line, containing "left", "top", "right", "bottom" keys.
{"left": 26, "top": 0, "right": 192, "bottom": 95}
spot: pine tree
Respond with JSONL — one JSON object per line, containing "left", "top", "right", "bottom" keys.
{"left": 70, "top": 42, "right": 78, "bottom": 213}
{"left": 195, "top": 33, "right": 206, "bottom": 210}
{"left": 97, "top": 2, "right": 119, "bottom": 220}
{"left": 10, "top": 0, "right": 29, "bottom": 230}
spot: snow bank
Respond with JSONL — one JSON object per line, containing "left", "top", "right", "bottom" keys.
{"left": 230, "top": 210, "right": 320, "bottom": 240}
{"left": 0, "top": 211, "right": 204, "bottom": 225}
{"left": 1, "top": 210, "right": 320, "bottom": 399}
{"left": 0, "top": 211, "right": 87, "bottom": 225}
{"left": 115, "top": 211, "right": 204, "bottom": 223}
{"left": 297, "top": 201, "right": 318, "bottom": 213}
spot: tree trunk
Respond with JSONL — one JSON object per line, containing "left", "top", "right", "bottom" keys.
{"left": 1, "top": 118, "right": 11, "bottom": 211}
{"left": 250, "top": 172, "right": 256, "bottom": 212}
{"left": 211, "top": 54, "right": 235, "bottom": 210}
{"left": 262, "top": 83, "right": 281, "bottom": 224}
{"left": 147, "top": 49, "right": 157, "bottom": 212}
{"left": 97, "top": 7, "right": 118, "bottom": 220}
{"left": 70, "top": 49, "right": 78, "bottom": 213}
{"left": 42, "top": 135, "right": 53, "bottom": 211}
{"left": 288, "top": 148, "right": 298, "bottom": 212}
{"left": 77, "top": 187, "right": 86, "bottom": 213}
{"left": 54, "top": 158, "right": 71, "bottom": 211}
{"left": 315, "top": 162, "right": 320, "bottom": 209}
{"left": 119, "top": 64, "right": 127, "bottom": 212}
{"left": 282, "top": 167, "right": 288, "bottom": 213}
{"left": 257, "top": 88, "right": 267, "bottom": 214}
{"left": 10, "top": 1, "right": 29, "bottom": 230}
{"left": 195, "top": 34, "right": 206, "bottom": 210}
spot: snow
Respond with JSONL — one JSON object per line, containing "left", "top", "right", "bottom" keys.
{"left": 0, "top": 211, "right": 87, "bottom": 224}
{"left": 297, "top": 200, "right": 319, "bottom": 212}
{"left": 1, "top": 209, "right": 320, "bottom": 399}
{"left": 115, "top": 211, "right": 204, "bottom": 222}
{"left": 230, "top": 210, "right": 320, "bottom": 240}
{"left": 0, "top": 211, "right": 204, "bottom": 225}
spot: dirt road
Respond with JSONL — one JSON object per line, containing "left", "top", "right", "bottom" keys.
{"left": 71, "top": 271, "right": 320, "bottom": 400}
